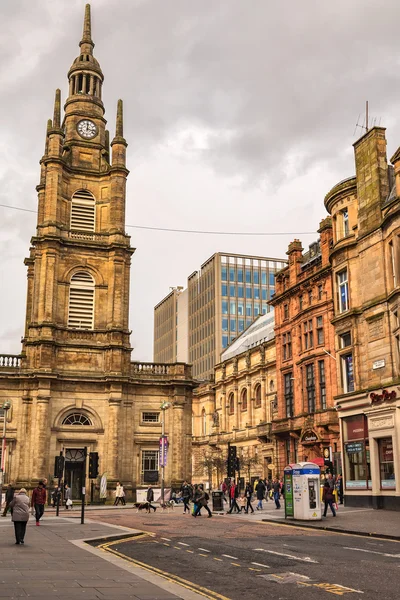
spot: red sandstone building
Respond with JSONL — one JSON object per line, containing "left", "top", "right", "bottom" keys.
{"left": 269, "top": 219, "right": 339, "bottom": 475}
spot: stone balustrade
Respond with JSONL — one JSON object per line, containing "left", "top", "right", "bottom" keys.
{"left": 0, "top": 354, "right": 21, "bottom": 368}
{"left": 131, "top": 361, "right": 191, "bottom": 379}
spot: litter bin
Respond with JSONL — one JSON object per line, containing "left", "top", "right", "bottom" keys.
{"left": 212, "top": 490, "right": 224, "bottom": 512}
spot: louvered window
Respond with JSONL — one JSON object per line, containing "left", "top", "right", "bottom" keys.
{"left": 70, "top": 190, "right": 95, "bottom": 232}
{"left": 68, "top": 271, "right": 95, "bottom": 329}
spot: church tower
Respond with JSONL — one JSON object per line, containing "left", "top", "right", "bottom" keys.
{"left": 23, "top": 4, "right": 133, "bottom": 376}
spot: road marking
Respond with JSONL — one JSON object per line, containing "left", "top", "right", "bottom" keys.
{"left": 214, "top": 558, "right": 223, "bottom": 561}
{"left": 161, "top": 537, "right": 171, "bottom": 541}
{"left": 254, "top": 549, "right": 318, "bottom": 564}
{"left": 199, "top": 553, "right": 209, "bottom": 557}
{"left": 314, "top": 583, "right": 364, "bottom": 595}
{"left": 198, "top": 548, "right": 210, "bottom": 552}
{"left": 222, "top": 554, "right": 238, "bottom": 560}
{"left": 152, "top": 540, "right": 160, "bottom": 543}
{"left": 101, "top": 545, "right": 231, "bottom": 600}
{"left": 343, "top": 547, "right": 400, "bottom": 558}
{"left": 163, "top": 543, "right": 170, "bottom": 547}
{"left": 251, "top": 562, "right": 270, "bottom": 568}
{"left": 231, "top": 562, "right": 241, "bottom": 567}
{"left": 173, "top": 546, "right": 181, "bottom": 550}
{"left": 178, "top": 542, "right": 190, "bottom": 546}
{"left": 186, "top": 550, "right": 194, "bottom": 553}
{"left": 249, "top": 568, "right": 261, "bottom": 572}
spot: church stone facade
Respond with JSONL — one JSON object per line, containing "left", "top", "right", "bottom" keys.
{"left": 0, "top": 5, "right": 194, "bottom": 499}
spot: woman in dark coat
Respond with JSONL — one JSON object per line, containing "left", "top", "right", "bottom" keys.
{"left": 9, "top": 488, "right": 30, "bottom": 544}
{"left": 255, "top": 479, "right": 266, "bottom": 510}
{"left": 323, "top": 482, "right": 336, "bottom": 517}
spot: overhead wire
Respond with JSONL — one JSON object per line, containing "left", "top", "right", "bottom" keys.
{"left": 0, "top": 202, "right": 316, "bottom": 236}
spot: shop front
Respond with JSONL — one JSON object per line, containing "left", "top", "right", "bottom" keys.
{"left": 339, "top": 389, "right": 400, "bottom": 510}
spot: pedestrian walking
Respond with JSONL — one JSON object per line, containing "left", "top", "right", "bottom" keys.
{"left": 255, "top": 479, "right": 266, "bottom": 510}
{"left": 181, "top": 481, "right": 192, "bottom": 514}
{"left": 31, "top": 481, "right": 47, "bottom": 526}
{"left": 336, "top": 474, "right": 344, "bottom": 505}
{"left": 244, "top": 482, "right": 254, "bottom": 514}
{"left": 194, "top": 485, "right": 212, "bottom": 518}
{"left": 323, "top": 481, "right": 336, "bottom": 517}
{"left": 114, "top": 482, "right": 126, "bottom": 506}
{"left": 227, "top": 482, "right": 240, "bottom": 514}
{"left": 1, "top": 482, "right": 15, "bottom": 517}
{"left": 146, "top": 485, "right": 157, "bottom": 512}
{"left": 9, "top": 488, "right": 30, "bottom": 544}
{"left": 64, "top": 484, "right": 73, "bottom": 510}
{"left": 272, "top": 479, "right": 281, "bottom": 509}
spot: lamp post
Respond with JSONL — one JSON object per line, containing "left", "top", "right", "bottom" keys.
{"left": 160, "top": 401, "right": 171, "bottom": 503}
{"left": 0, "top": 400, "right": 11, "bottom": 512}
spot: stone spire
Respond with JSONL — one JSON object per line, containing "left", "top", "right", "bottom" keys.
{"left": 53, "top": 89, "right": 61, "bottom": 128}
{"left": 111, "top": 99, "right": 127, "bottom": 168}
{"left": 80, "top": 4, "right": 94, "bottom": 55}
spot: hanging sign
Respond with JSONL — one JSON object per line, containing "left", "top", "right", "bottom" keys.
{"left": 301, "top": 430, "right": 318, "bottom": 444}
{"left": 159, "top": 436, "right": 169, "bottom": 467}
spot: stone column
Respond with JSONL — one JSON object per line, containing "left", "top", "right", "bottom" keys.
{"left": 220, "top": 391, "right": 226, "bottom": 432}
{"left": 261, "top": 376, "right": 267, "bottom": 422}
{"left": 247, "top": 378, "right": 253, "bottom": 426}
{"left": 33, "top": 396, "right": 50, "bottom": 480}
{"left": 171, "top": 401, "right": 185, "bottom": 484}
{"left": 107, "top": 398, "right": 122, "bottom": 480}
{"left": 234, "top": 387, "right": 239, "bottom": 429}
{"left": 18, "top": 396, "right": 32, "bottom": 483}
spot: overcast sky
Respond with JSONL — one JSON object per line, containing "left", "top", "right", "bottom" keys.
{"left": 1, "top": 0, "right": 400, "bottom": 361}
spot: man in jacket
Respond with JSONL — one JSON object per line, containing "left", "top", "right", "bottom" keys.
{"left": 255, "top": 479, "right": 266, "bottom": 510}
{"left": 227, "top": 482, "right": 240, "bottom": 514}
{"left": 31, "top": 481, "right": 47, "bottom": 525}
{"left": 1, "top": 483, "right": 15, "bottom": 517}
{"left": 272, "top": 479, "right": 281, "bottom": 509}
{"left": 323, "top": 482, "right": 336, "bottom": 517}
{"left": 180, "top": 481, "right": 192, "bottom": 514}
{"left": 146, "top": 485, "right": 157, "bottom": 512}
{"left": 244, "top": 482, "right": 254, "bottom": 514}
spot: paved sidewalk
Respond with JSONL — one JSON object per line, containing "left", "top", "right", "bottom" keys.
{"left": 0, "top": 515, "right": 206, "bottom": 599}
{"left": 215, "top": 499, "right": 400, "bottom": 539}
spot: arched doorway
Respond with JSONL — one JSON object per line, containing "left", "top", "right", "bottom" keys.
{"left": 64, "top": 449, "right": 86, "bottom": 499}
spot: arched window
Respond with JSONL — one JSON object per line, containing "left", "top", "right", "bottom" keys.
{"left": 201, "top": 409, "right": 207, "bottom": 436}
{"left": 228, "top": 393, "right": 234, "bottom": 415}
{"left": 70, "top": 189, "right": 95, "bottom": 232}
{"left": 68, "top": 271, "right": 95, "bottom": 329}
{"left": 255, "top": 384, "right": 262, "bottom": 408}
{"left": 62, "top": 413, "right": 92, "bottom": 426}
{"left": 241, "top": 388, "right": 248, "bottom": 411}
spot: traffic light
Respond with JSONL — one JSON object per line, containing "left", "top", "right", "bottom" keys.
{"left": 234, "top": 457, "right": 240, "bottom": 472}
{"left": 88, "top": 452, "right": 99, "bottom": 479}
{"left": 54, "top": 455, "right": 65, "bottom": 479}
{"left": 227, "top": 445, "right": 237, "bottom": 478}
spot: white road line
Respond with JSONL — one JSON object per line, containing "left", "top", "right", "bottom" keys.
{"left": 343, "top": 547, "right": 400, "bottom": 558}
{"left": 222, "top": 554, "right": 238, "bottom": 560}
{"left": 178, "top": 542, "right": 190, "bottom": 546}
{"left": 161, "top": 537, "right": 171, "bottom": 541}
{"left": 254, "top": 549, "right": 319, "bottom": 564}
{"left": 251, "top": 562, "right": 270, "bottom": 569}
{"left": 198, "top": 548, "right": 210, "bottom": 552}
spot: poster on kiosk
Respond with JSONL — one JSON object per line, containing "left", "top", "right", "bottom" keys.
{"left": 284, "top": 462, "right": 321, "bottom": 521}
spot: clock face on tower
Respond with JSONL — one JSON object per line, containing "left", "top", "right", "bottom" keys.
{"left": 77, "top": 119, "right": 98, "bottom": 139}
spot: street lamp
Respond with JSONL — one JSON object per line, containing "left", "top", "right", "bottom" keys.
{"left": 0, "top": 400, "right": 11, "bottom": 512}
{"left": 160, "top": 401, "right": 171, "bottom": 503}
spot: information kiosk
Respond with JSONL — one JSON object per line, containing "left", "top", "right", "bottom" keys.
{"left": 285, "top": 462, "right": 321, "bottom": 521}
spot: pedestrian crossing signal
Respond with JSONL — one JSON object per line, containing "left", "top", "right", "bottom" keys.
{"left": 88, "top": 452, "right": 99, "bottom": 479}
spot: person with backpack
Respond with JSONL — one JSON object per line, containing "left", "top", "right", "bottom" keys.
{"left": 193, "top": 485, "right": 212, "bottom": 518}
{"left": 180, "top": 481, "right": 192, "bottom": 514}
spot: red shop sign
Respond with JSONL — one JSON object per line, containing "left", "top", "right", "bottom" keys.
{"left": 345, "top": 415, "right": 368, "bottom": 441}
{"left": 370, "top": 389, "right": 396, "bottom": 404}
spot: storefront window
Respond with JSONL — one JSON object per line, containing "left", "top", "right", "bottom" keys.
{"left": 378, "top": 437, "right": 396, "bottom": 489}
{"left": 343, "top": 415, "right": 371, "bottom": 489}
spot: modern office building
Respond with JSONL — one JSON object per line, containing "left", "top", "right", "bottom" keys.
{"left": 153, "top": 287, "right": 188, "bottom": 364}
{"left": 154, "top": 253, "right": 286, "bottom": 380}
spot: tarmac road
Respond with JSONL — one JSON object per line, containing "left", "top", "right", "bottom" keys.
{"left": 85, "top": 508, "right": 400, "bottom": 599}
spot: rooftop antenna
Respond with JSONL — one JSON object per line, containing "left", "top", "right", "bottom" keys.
{"left": 354, "top": 101, "right": 370, "bottom": 136}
